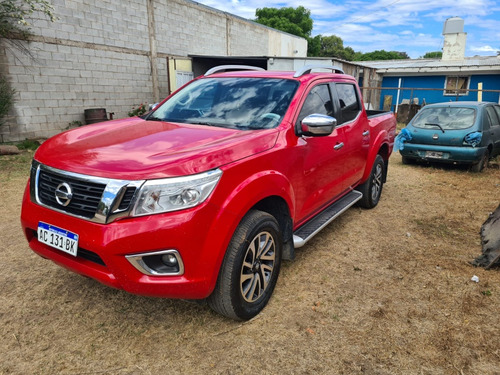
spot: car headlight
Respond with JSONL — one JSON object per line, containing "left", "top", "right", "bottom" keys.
{"left": 132, "top": 169, "right": 222, "bottom": 216}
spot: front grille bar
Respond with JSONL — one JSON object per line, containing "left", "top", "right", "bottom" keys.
{"left": 30, "top": 160, "right": 145, "bottom": 224}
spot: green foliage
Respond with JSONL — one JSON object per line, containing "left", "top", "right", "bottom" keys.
{"left": 316, "top": 35, "right": 357, "bottom": 60}
{"left": 255, "top": 6, "right": 313, "bottom": 39}
{"left": 16, "top": 138, "right": 40, "bottom": 150}
{"left": 354, "top": 50, "right": 409, "bottom": 61}
{"left": 0, "top": 0, "right": 56, "bottom": 58}
{"left": 0, "top": 0, "right": 55, "bottom": 38}
{"left": 422, "top": 51, "right": 443, "bottom": 59}
{"left": 0, "top": 75, "right": 15, "bottom": 126}
{"left": 128, "top": 103, "right": 147, "bottom": 117}
{"left": 307, "top": 35, "right": 321, "bottom": 57}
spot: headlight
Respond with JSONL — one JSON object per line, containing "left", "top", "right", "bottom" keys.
{"left": 132, "top": 169, "right": 222, "bottom": 216}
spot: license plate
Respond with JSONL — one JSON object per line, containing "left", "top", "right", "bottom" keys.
{"left": 38, "top": 222, "right": 79, "bottom": 257}
{"left": 425, "top": 151, "right": 443, "bottom": 159}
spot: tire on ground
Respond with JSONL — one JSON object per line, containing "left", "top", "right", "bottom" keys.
{"left": 356, "top": 154, "right": 385, "bottom": 209}
{"left": 470, "top": 149, "right": 489, "bottom": 173}
{"left": 207, "top": 210, "right": 282, "bottom": 320}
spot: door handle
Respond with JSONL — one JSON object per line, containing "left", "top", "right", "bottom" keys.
{"left": 334, "top": 142, "right": 344, "bottom": 150}
{"left": 363, "top": 130, "right": 370, "bottom": 136}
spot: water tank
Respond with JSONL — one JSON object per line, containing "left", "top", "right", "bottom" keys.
{"left": 443, "top": 17, "right": 464, "bottom": 34}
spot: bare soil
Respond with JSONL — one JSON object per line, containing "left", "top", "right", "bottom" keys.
{"left": 1, "top": 152, "right": 500, "bottom": 375}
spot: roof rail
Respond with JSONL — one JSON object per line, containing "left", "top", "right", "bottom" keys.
{"left": 204, "top": 65, "right": 265, "bottom": 76}
{"left": 293, "top": 65, "right": 345, "bottom": 78}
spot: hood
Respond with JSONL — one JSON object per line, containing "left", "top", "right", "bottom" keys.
{"left": 34, "top": 118, "right": 279, "bottom": 180}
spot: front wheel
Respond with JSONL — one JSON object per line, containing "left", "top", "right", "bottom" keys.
{"left": 356, "top": 154, "right": 385, "bottom": 209}
{"left": 208, "top": 210, "right": 282, "bottom": 320}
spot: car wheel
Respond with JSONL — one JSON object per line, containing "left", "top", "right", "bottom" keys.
{"left": 356, "top": 154, "right": 385, "bottom": 209}
{"left": 471, "top": 149, "right": 489, "bottom": 173}
{"left": 208, "top": 210, "right": 282, "bottom": 320}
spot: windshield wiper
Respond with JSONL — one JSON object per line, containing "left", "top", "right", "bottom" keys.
{"left": 425, "top": 123, "right": 445, "bottom": 133}
{"left": 145, "top": 115, "right": 163, "bottom": 121}
{"left": 189, "top": 121, "right": 228, "bottom": 128}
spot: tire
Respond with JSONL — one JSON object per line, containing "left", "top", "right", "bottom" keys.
{"left": 470, "top": 149, "right": 489, "bottom": 173}
{"left": 356, "top": 154, "right": 385, "bottom": 209}
{"left": 208, "top": 210, "right": 282, "bottom": 320}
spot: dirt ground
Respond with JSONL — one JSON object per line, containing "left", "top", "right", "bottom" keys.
{"left": 1, "top": 151, "right": 500, "bottom": 375}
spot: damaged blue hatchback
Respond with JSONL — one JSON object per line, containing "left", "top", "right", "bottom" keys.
{"left": 397, "top": 101, "right": 500, "bottom": 172}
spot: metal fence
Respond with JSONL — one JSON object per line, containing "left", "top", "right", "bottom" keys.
{"left": 360, "top": 86, "right": 500, "bottom": 123}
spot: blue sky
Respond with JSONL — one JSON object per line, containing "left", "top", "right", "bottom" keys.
{"left": 195, "top": 0, "right": 500, "bottom": 59}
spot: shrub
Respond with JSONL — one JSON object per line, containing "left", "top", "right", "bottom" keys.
{"left": 128, "top": 103, "right": 147, "bottom": 117}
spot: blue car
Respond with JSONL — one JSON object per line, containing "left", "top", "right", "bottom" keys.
{"left": 397, "top": 101, "right": 500, "bottom": 172}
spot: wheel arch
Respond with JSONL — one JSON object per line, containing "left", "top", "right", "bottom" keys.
{"left": 204, "top": 171, "right": 295, "bottom": 295}
{"left": 361, "top": 130, "right": 391, "bottom": 183}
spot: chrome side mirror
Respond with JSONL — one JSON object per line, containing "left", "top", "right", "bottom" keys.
{"left": 301, "top": 114, "right": 337, "bottom": 136}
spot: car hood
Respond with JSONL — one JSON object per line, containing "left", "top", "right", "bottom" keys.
{"left": 34, "top": 118, "right": 279, "bottom": 180}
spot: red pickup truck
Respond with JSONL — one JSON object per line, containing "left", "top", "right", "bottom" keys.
{"left": 21, "top": 65, "right": 396, "bottom": 320}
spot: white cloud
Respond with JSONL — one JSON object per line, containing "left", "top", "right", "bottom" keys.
{"left": 469, "top": 45, "right": 498, "bottom": 53}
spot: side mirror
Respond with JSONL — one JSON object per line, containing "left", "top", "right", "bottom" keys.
{"left": 301, "top": 114, "right": 337, "bottom": 136}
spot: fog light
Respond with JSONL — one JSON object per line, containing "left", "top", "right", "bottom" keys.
{"left": 162, "top": 253, "right": 178, "bottom": 266}
{"left": 126, "top": 249, "right": 184, "bottom": 276}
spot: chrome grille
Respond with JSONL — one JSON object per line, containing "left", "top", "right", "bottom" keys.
{"left": 31, "top": 161, "right": 144, "bottom": 224}
{"left": 38, "top": 170, "right": 106, "bottom": 218}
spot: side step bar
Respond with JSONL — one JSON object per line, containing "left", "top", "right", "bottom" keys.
{"left": 293, "top": 190, "right": 362, "bottom": 248}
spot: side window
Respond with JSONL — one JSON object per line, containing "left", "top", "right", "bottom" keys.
{"left": 485, "top": 106, "right": 500, "bottom": 128}
{"left": 484, "top": 111, "right": 492, "bottom": 130}
{"left": 335, "top": 83, "right": 360, "bottom": 124}
{"left": 492, "top": 106, "right": 500, "bottom": 127}
{"left": 296, "top": 84, "right": 333, "bottom": 126}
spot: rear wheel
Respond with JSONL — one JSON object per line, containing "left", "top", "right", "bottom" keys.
{"left": 471, "top": 149, "right": 489, "bottom": 173}
{"left": 208, "top": 210, "right": 282, "bottom": 320}
{"left": 356, "top": 154, "right": 385, "bottom": 209}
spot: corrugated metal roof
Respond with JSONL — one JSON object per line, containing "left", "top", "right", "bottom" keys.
{"left": 359, "top": 56, "right": 500, "bottom": 73}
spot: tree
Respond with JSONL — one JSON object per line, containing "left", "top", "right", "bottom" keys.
{"left": 255, "top": 6, "right": 313, "bottom": 39}
{"left": 255, "top": 6, "right": 322, "bottom": 56}
{"left": 354, "top": 50, "right": 409, "bottom": 61}
{"left": 317, "top": 35, "right": 357, "bottom": 60}
{"left": 422, "top": 51, "right": 442, "bottom": 59}
{"left": 0, "top": 0, "right": 56, "bottom": 57}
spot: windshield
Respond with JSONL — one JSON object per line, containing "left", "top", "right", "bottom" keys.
{"left": 150, "top": 78, "right": 299, "bottom": 130}
{"left": 411, "top": 106, "right": 476, "bottom": 130}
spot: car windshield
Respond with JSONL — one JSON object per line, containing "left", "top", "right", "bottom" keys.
{"left": 150, "top": 77, "right": 299, "bottom": 130}
{"left": 411, "top": 106, "right": 476, "bottom": 130}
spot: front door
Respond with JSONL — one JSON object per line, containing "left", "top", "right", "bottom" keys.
{"left": 293, "top": 83, "right": 348, "bottom": 224}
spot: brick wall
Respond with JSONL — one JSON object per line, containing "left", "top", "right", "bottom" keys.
{"left": 1, "top": 0, "right": 306, "bottom": 142}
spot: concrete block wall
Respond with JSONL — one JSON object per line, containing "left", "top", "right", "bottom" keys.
{"left": 1, "top": 0, "right": 307, "bottom": 142}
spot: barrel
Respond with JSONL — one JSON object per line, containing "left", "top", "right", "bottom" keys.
{"left": 84, "top": 108, "right": 108, "bottom": 125}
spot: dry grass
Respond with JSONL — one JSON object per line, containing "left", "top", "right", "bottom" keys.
{"left": 1, "top": 153, "right": 500, "bottom": 375}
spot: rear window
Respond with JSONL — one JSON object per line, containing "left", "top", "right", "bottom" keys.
{"left": 411, "top": 106, "right": 476, "bottom": 130}
{"left": 151, "top": 77, "right": 299, "bottom": 130}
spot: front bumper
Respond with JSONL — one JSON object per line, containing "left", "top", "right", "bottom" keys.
{"left": 400, "top": 143, "right": 486, "bottom": 164}
{"left": 20, "top": 182, "right": 229, "bottom": 299}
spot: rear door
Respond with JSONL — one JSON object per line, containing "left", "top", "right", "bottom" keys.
{"left": 330, "top": 81, "right": 366, "bottom": 189}
{"left": 490, "top": 106, "right": 500, "bottom": 157}
{"left": 293, "top": 82, "right": 348, "bottom": 223}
